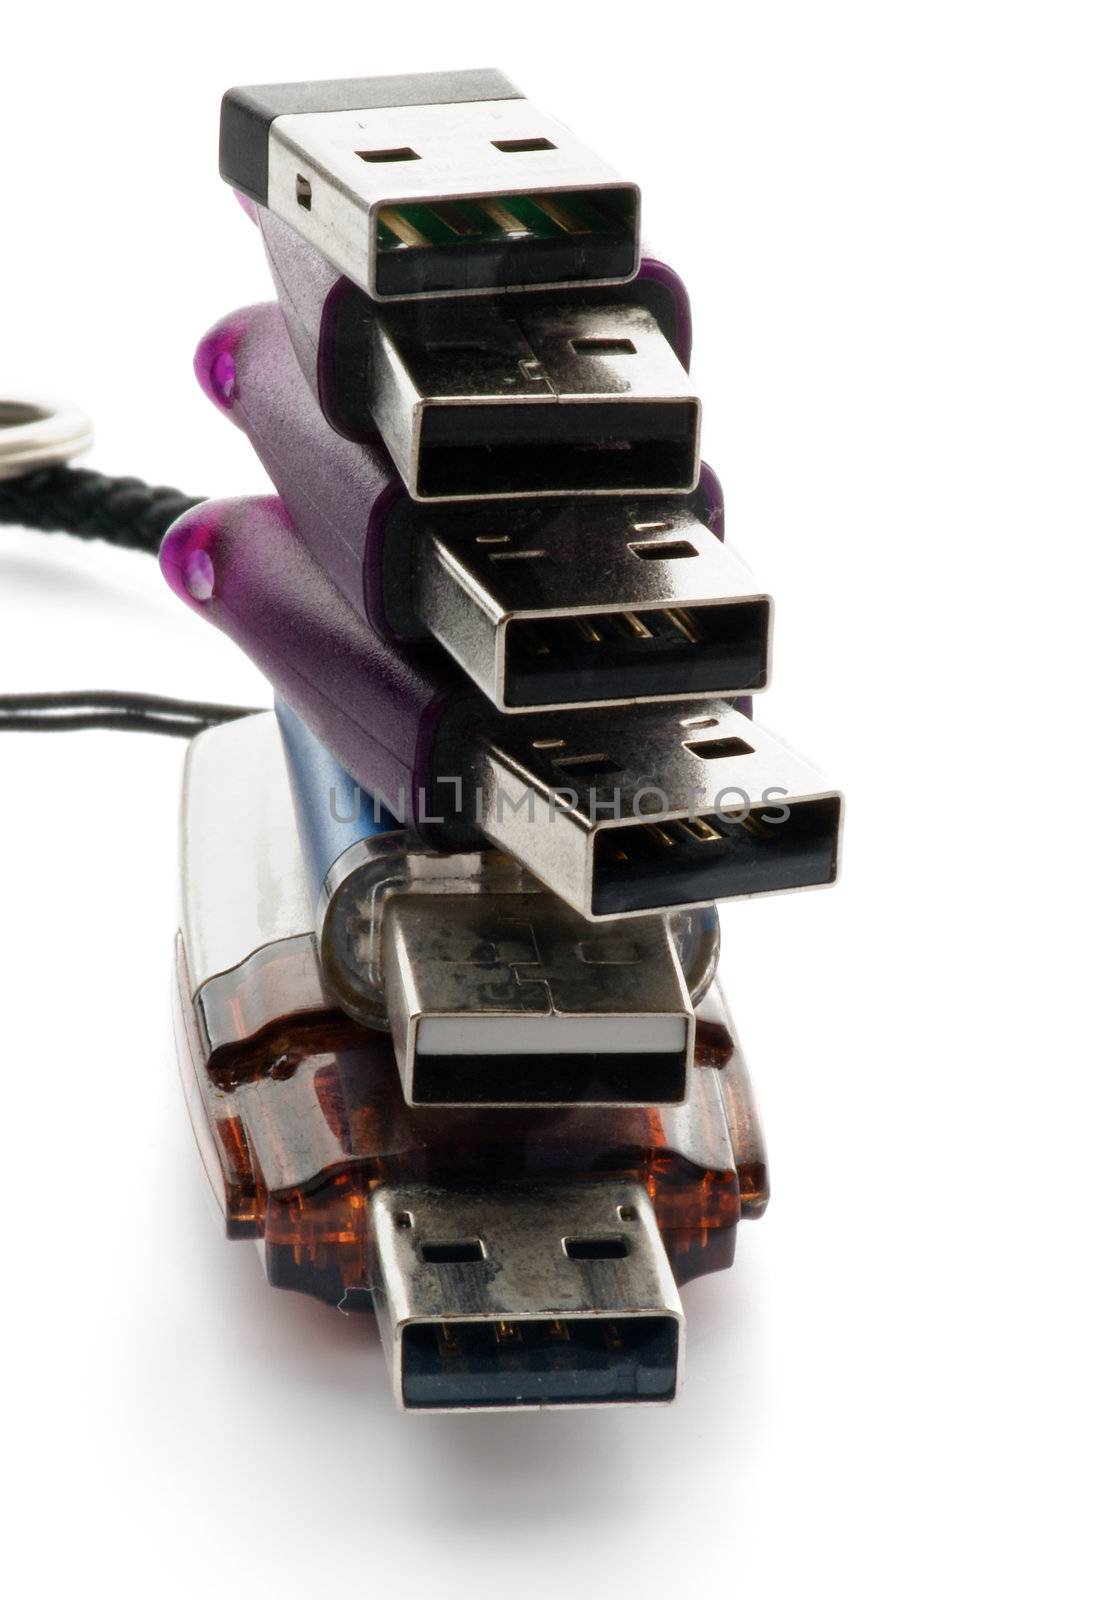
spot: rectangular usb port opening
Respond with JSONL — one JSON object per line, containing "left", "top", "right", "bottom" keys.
{"left": 411, "top": 1015, "right": 690, "bottom": 1106}
{"left": 503, "top": 600, "right": 770, "bottom": 707}
{"left": 591, "top": 796, "right": 843, "bottom": 917}
{"left": 416, "top": 399, "right": 700, "bottom": 498}
{"left": 400, "top": 1315, "right": 679, "bottom": 1408}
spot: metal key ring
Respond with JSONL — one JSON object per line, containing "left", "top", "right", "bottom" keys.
{"left": 0, "top": 396, "right": 94, "bottom": 481}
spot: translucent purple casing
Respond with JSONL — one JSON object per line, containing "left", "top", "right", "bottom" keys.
{"left": 194, "top": 300, "right": 725, "bottom": 641}
{"left": 161, "top": 492, "right": 482, "bottom": 845}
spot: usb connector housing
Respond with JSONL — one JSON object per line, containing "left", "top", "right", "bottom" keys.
{"left": 414, "top": 499, "right": 770, "bottom": 709}
{"left": 382, "top": 892, "right": 695, "bottom": 1107}
{"left": 371, "top": 1181, "right": 683, "bottom": 1410}
{"left": 365, "top": 296, "right": 700, "bottom": 501}
{"left": 221, "top": 71, "right": 639, "bottom": 300}
{"left": 469, "top": 701, "right": 843, "bottom": 919}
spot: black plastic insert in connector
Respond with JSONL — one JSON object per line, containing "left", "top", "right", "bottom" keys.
{"left": 401, "top": 1315, "right": 680, "bottom": 1408}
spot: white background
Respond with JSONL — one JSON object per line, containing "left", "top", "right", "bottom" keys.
{"left": 1, "top": 4, "right": 1108, "bottom": 1595}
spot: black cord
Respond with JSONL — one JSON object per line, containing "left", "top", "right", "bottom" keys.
{"left": 0, "top": 691, "right": 261, "bottom": 739}
{"left": 0, "top": 465, "right": 203, "bottom": 556}
{"left": 1, "top": 467, "right": 261, "bottom": 736}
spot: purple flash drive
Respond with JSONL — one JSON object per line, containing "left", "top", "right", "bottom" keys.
{"left": 159, "top": 492, "right": 837, "bottom": 923}
{"left": 194, "top": 302, "right": 772, "bottom": 715}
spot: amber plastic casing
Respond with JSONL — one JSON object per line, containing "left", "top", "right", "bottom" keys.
{"left": 176, "top": 947, "right": 768, "bottom": 1308}
{"left": 176, "top": 712, "right": 768, "bottom": 1324}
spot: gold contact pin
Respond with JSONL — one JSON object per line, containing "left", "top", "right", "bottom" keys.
{"left": 644, "top": 823, "right": 675, "bottom": 848}
{"left": 575, "top": 617, "right": 604, "bottom": 644}
{"left": 679, "top": 816, "right": 723, "bottom": 844}
{"left": 550, "top": 1319, "right": 572, "bottom": 1341}
{"left": 620, "top": 611, "right": 654, "bottom": 641}
{"left": 377, "top": 207, "right": 431, "bottom": 248}
{"left": 496, "top": 1321, "right": 522, "bottom": 1343}
{"left": 479, "top": 198, "right": 531, "bottom": 237}
{"left": 531, "top": 195, "right": 590, "bottom": 235}
{"left": 666, "top": 607, "right": 704, "bottom": 644}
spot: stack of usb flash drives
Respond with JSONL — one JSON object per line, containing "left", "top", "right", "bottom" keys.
{"left": 167, "top": 72, "right": 842, "bottom": 1411}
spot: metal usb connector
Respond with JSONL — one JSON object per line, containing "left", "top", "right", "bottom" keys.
{"left": 365, "top": 297, "right": 700, "bottom": 501}
{"left": 221, "top": 70, "right": 639, "bottom": 300}
{"left": 381, "top": 891, "right": 694, "bottom": 1107}
{"left": 413, "top": 499, "right": 772, "bottom": 710}
{"left": 371, "top": 1181, "right": 683, "bottom": 1410}
{"left": 466, "top": 700, "right": 844, "bottom": 920}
